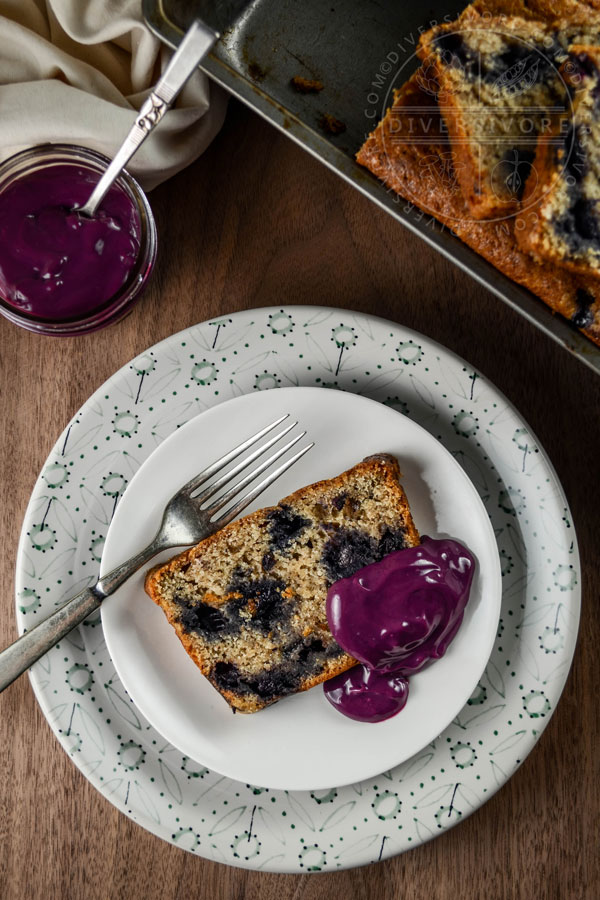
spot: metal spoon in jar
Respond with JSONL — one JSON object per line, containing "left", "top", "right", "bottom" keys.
{"left": 78, "top": 18, "right": 218, "bottom": 218}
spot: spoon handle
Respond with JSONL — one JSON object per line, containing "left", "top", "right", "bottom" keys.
{"left": 79, "top": 18, "right": 218, "bottom": 218}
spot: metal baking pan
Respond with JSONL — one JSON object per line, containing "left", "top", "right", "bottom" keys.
{"left": 144, "top": 0, "right": 600, "bottom": 375}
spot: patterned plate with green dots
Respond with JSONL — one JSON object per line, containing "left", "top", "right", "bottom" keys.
{"left": 16, "top": 306, "right": 580, "bottom": 872}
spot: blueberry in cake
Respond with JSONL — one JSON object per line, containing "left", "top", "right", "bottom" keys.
{"left": 145, "top": 454, "right": 420, "bottom": 713}
{"left": 417, "top": 4, "right": 600, "bottom": 218}
{"left": 516, "top": 46, "right": 600, "bottom": 284}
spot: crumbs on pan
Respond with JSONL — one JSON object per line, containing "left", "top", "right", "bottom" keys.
{"left": 248, "top": 61, "right": 266, "bottom": 82}
{"left": 291, "top": 75, "right": 324, "bottom": 93}
{"left": 319, "top": 113, "right": 346, "bottom": 135}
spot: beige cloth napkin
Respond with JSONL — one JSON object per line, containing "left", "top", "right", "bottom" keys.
{"left": 0, "top": 0, "right": 228, "bottom": 190}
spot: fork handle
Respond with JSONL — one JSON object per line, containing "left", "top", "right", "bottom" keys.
{"left": 0, "top": 537, "right": 163, "bottom": 693}
{"left": 0, "top": 586, "right": 103, "bottom": 693}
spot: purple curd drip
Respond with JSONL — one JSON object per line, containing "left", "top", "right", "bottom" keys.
{"left": 0, "top": 163, "right": 141, "bottom": 320}
{"left": 323, "top": 666, "right": 409, "bottom": 723}
{"left": 324, "top": 537, "right": 475, "bottom": 723}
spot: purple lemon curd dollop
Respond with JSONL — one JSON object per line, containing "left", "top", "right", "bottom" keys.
{"left": 0, "top": 164, "right": 141, "bottom": 320}
{"left": 324, "top": 666, "right": 409, "bottom": 723}
{"left": 324, "top": 537, "right": 475, "bottom": 723}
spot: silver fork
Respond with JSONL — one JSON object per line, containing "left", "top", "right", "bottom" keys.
{"left": 0, "top": 415, "right": 313, "bottom": 693}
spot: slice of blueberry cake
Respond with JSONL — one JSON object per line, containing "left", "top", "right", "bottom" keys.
{"left": 144, "top": 454, "right": 420, "bottom": 713}
{"left": 417, "top": 5, "right": 600, "bottom": 219}
{"left": 517, "top": 46, "right": 600, "bottom": 284}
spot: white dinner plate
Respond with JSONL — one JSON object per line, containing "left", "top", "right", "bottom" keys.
{"left": 100, "top": 388, "right": 501, "bottom": 791}
{"left": 15, "top": 307, "right": 580, "bottom": 872}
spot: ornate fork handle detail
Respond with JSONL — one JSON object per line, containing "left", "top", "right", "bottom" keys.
{"left": 136, "top": 93, "right": 170, "bottom": 133}
{"left": 78, "top": 19, "right": 218, "bottom": 218}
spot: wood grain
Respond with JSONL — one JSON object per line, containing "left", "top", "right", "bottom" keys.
{"left": 0, "top": 101, "right": 598, "bottom": 900}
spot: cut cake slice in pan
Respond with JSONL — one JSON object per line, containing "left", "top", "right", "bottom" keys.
{"left": 355, "top": 66, "right": 600, "bottom": 344}
{"left": 417, "top": 4, "right": 600, "bottom": 219}
{"left": 517, "top": 45, "right": 600, "bottom": 288}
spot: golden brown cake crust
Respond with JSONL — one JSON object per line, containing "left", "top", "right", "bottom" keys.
{"left": 471, "top": 0, "right": 600, "bottom": 23}
{"left": 145, "top": 454, "right": 421, "bottom": 713}
{"left": 356, "top": 71, "right": 600, "bottom": 345}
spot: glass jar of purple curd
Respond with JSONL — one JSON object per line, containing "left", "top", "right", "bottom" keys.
{"left": 0, "top": 144, "right": 157, "bottom": 335}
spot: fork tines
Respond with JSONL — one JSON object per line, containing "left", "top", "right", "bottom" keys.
{"left": 184, "top": 415, "right": 313, "bottom": 527}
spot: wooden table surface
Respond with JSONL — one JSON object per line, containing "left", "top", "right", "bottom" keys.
{"left": 0, "top": 101, "right": 598, "bottom": 900}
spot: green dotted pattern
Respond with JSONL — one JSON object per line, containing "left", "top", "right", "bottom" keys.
{"left": 15, "top": 306, "right": 580, "bottom": 873}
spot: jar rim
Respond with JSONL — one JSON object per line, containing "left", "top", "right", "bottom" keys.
{"left": 0, "top": 143, "right": 157, "bottom": 336}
